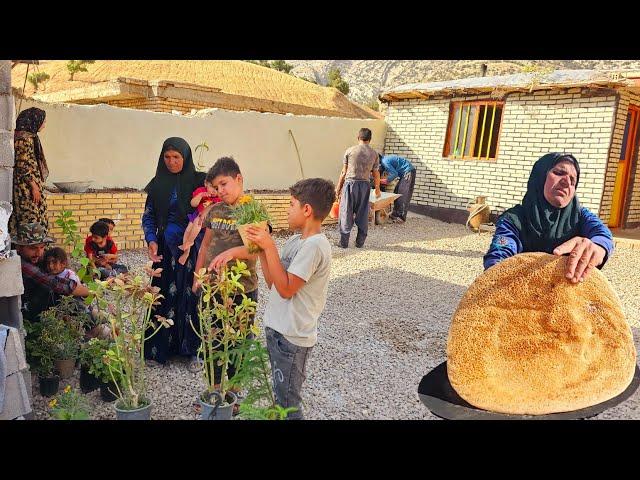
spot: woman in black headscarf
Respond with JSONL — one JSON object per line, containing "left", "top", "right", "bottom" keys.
{"left": 483, "top": 152, "right": 614, "bottom": 283}
{"left": 9, "top": 107, "right": 50, "bottom": 235}
{"left": 142, "top": 137, "right": 206, "bottom": 364}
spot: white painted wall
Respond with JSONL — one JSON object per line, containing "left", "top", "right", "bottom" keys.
{"left": 19, "top": 99, "right": 387, "bottom": 190}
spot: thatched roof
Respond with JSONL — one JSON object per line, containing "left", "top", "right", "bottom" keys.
{"left": 380, "top": 69, "right": 640, "bottom": 102}
{"left": 11, "top": 60, "right": 379, "bottom": 119}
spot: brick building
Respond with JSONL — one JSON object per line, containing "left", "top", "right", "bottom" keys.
{"left": 380, "top": 70, "right": 640, "bottom": 229}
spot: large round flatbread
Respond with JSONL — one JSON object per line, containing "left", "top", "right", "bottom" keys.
{"left": 447, "top": 252, "right": 636, "bottom": 415}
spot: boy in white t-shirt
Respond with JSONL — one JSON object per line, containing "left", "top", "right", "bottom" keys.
{"left": 245, "top": 178, "right": 335, "bottom": 419}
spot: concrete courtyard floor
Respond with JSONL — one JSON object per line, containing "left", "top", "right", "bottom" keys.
{"left": 31, "top": 213, "right": 640, "bottom": 419}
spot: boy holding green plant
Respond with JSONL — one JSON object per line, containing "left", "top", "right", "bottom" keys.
{"left": 193, "top": 156, "right": 270, "bottom": 379}
{"left": 245, "top": 178, "right": 335, "bottom": 419}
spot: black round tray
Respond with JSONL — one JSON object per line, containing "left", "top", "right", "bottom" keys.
{"left": 418, "top": 361, "right": 640, "bottom": 420}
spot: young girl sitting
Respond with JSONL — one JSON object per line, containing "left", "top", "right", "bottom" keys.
{"left": 178, "top": 178, "right": 221, "bottom": 265}
{"left": 43, "top": 247, "right": 110, "bottom": 339}
{"left": 43, "top": 246, "right": 81, "bottom": 285}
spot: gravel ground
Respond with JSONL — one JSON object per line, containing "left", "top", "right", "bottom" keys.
{"left": 31, "top": 214, "right": 640, "bottom": 420}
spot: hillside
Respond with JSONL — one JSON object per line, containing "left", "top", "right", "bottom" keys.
{"left": 11, "top": 60, "right": 379, "bottom": 118}
{"left": 287, "top": 60, "right": 640, "bottom": 103}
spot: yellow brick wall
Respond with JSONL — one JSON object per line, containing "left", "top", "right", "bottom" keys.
{"left": 47, "top": 192, "right": 148, "bottom": 251}
{"left": 46, "top": 191, "right": 336, "bottom": 251}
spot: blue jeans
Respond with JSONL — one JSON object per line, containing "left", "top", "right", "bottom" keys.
{"left": 265, "top": 327, "right": 312, "bottom": 420}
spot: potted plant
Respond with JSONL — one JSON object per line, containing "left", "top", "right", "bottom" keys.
{"left": 231, "top": 194, "right": 271, "bottom": 254}
{"left": 25, "top": 320, "right": 60, "bottom": 397}
{"left": 48, "top": 385, "right": 91, "bottom": 420}
{"left": 38, "top": 299, "right": 85, "bottom": 379}
{"left": 79, "top": 338, "right": 112, "bottom": 394}
{"left": 89, "top": 265, "right": 172, "bottom": 420}
{"left": 191, "top": 260, "right": 257, "bottom": 420}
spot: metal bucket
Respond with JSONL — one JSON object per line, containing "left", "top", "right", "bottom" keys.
{"left": 199, "top": 391, "right": 237, "bottom": 420}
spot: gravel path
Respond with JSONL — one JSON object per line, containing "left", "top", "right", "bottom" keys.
{"left": 31, "top": 214, "right": 640, "bottom": 419}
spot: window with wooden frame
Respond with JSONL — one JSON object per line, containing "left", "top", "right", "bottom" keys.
{"left": 443, "top": 101, "right": 504, "bottom": 160}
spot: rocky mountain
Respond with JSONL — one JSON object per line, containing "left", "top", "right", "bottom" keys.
{"left": 287, "top": 60, "right": 640, "bottom": 103}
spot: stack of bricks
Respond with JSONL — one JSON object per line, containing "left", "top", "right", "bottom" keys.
{"left": 46, "top": 190, "right": 337, "bottom": 251}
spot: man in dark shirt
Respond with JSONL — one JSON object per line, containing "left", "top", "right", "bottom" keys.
{"left": 13, "top": 223, "right": 89, "bottom": 322}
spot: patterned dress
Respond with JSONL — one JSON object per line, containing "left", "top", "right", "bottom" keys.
{"left": 141, "top": 188, "right": 203, "bottom": 363}
{"left": 9, "top": 135, "right": 48, "bottom": 235}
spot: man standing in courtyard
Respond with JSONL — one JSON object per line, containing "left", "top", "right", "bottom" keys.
{"left": 335, "top": 128, "right": 381, "bottom": 248}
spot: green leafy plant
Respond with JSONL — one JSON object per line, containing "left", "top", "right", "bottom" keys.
{"left": 79, "top": 338, "right": 116, "bottom": 383}
{"left": 192, "top": 261, "right": 258, "bottom": 404}
{"left": 46, "top": 295, "right": 95, "bottom": 331}
{"left": 66, "top": 60, "right": 95, "bottom": 81}
{"left": 89, "top": 265, "right": 171, "bottom": 410}
{"left": 24, "top": 320, "right": 55, "bottom": 377}
{"left": 25, "top": 301, "right": 84, "bottom": 378}
{"left": 231, "top": 195, "right": 271, "bottom": 225}
{"left": 55, "top": 209, "right": 101, "bottom": 285}
{"left": 38, "top": 300, "right": 85, "bottom": 360}
{"left": 27, "top": 71, "right": 50, "bottom": 92}
{"left": 231, "top": 195, "right": 271, "bottom": 254}
{"left": 230, "top": 338, "right": 297, "bottom": 420}
{"left": 48, "top": 385, "right": 90, "bottom": 420}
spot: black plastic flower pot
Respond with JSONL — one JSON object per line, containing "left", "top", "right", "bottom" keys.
{"left": 100, "top": 381, "right": 119, "bottom": 402}
{"left": 79, "top": 366, "right": 101, "bottom": 393}
{"left": 39, "top": 375, "right": 60, "bottom": 397}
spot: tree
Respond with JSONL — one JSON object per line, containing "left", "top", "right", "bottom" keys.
{"left": 327, "top": 67, "right": 349, "bottom": 95}
{"left": 66, "top": 60, "right": 95, "bottom": 80}
{"left": 246, "top": 60, "right": 294, "bottom": 74}
{"left": 365, "top": 96, "right": 379, "bottom": 111}
{"left": 27, "top": 72, "right": 50, "bottom": 92}
{"left": 269, "top": 60, "right": 294, "bottom": 74}
{"left": 246, "top": 60, "right": 271, "bottom": 67}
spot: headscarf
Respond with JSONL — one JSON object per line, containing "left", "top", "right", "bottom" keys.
{"left": 500, "top": 152, "right": 581, "bottom": 253}
{"left": 144, "top": 137, "right": 205, "bottom": 231}
{"left": 14, "top": 107, "right": 49, "bottom": 181}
